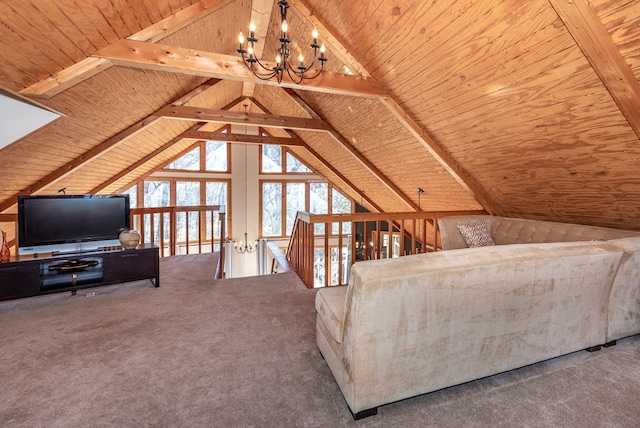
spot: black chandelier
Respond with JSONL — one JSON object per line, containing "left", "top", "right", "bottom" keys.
{"left": 236, "top": 0, "right": 327, "bottom": 84}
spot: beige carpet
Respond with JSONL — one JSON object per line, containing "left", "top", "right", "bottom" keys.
{"left": 1, "top": 253, "right": 639, "bottom": 427}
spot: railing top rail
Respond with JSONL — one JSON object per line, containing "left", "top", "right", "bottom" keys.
{"left": 131, "top": 205, "right": 222, "bottom": 214}
{"left": 268, "top": 241, "right": 291, "bottom": 273}
{"left": 0, "top": 214, "right": 18, "bottom": 222}
{"left": 301, "top": 210, "right": 488, "bottom": 224}
{"left": 295, "top": 211, "right": 312, "bottom": 223}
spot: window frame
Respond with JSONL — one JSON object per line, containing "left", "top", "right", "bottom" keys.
{"left": 162, "top": 139, "right": 231, "bottom": 174}
{"left": 259, "top": 179, "right": 353, "bottom": 239}
{"left": 260, "top": 145, "right": 314, "bottom": 175}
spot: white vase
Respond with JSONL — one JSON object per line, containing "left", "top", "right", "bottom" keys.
{"left": 119, "top": 229, "right": 141, "bottom": 249}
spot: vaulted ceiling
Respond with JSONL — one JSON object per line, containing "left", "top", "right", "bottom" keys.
{"left": 1, "top": 0, "right": 640, "bottom": 229}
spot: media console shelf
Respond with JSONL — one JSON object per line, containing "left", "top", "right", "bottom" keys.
{"left": 0, "top": 243, "right": 159, "bottom": 302}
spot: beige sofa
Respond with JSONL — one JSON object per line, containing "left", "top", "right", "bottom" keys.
{"left": 438, "top": 215, "right": 640, "bottom": 250}
{"left": 315, "top": 215, "right": 640, "bottom": 419}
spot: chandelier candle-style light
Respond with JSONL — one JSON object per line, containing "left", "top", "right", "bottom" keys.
{"left": 234, "top": 231, "right": 256, "bottom": 254}
{"left": 237, "top": 0, "right": 327, "bottom": 84}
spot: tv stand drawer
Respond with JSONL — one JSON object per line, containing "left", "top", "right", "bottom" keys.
{"left": 102, "top": 247, "right": 159, "bottom": 284}
{"left": 0, "top": 263, "right": 40, "bottom": 300}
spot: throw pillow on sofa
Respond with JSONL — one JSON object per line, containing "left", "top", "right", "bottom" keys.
{"left": 456, "top": 221, "right": 495, "bottom": 247}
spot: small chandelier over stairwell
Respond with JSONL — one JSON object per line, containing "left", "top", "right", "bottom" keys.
{"left": 236, "top": 0, "right": 328, "bottom": 84}
{"left": 235, "top": 230, "right": 256, "bottom": 254}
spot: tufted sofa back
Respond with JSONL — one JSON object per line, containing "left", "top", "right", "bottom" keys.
{"left": 438, "top": 215, "right": 640, "bottom": 250}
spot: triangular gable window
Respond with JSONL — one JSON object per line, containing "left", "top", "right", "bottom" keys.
{"left": 164, "top": 147, "right": 200, "bottom": 170}
{"left": 286, "top": 151, "right": 312, "bottom": 173}
{"left": 262, "top": 144, "right": 313, "bottom": 173}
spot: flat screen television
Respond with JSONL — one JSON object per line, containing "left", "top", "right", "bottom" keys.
{"left": 17, "top": 194, "right": 130, "bottom": 255}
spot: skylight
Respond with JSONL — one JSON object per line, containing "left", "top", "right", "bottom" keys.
{"left": 0, "top": 89, "right": 60, "bottom": 150}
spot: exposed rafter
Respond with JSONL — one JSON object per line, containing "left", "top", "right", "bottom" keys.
{"left": 16, "top": 0, "right": 493, "bottom": 216}
{"left": 93, "top": 40, "right": 386, "bottom": 97}
{"left": 241, "top": 0, "right": 273, "bottom": 98}
{"left": 183, "top": 130, "right": 306, "bottom": 146}
{"left": 549, "top": 0, "right": 640, "bottom": 140}
{"left": 94, "top": 96, "right": 256, "bottom": 194}
{"left": 379, "top": 97, "right": 496, "bottom": 213}
{"left": 0, "top": 114, "right": 158, "bottom": 212}
{"left": 157, "top": 105, "right": 332, "bottom": 131}
{"left": 19, "top": 0, "right": 231, "bottom": 98}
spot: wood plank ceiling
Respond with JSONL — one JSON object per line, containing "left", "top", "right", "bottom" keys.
{"left": 1, "top": 0, "right": 640, "bottom": 230}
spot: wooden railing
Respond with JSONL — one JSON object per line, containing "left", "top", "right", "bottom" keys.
{"left": 287, "top": 210, "right": 486, "bottom": 288}
{"left": 1, "top": 206, "right": 227, "bottom": 278}
{"left": 130, "top": 205, "right": 226, "bottom": 278}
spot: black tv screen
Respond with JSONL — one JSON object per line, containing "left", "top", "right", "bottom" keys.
{"left": 18, "top": 194, "right": 130, "bottom": 254}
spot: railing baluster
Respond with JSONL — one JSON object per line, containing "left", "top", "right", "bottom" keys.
{"left": 128, "top": 205, "right": 223, "bottom": 260}
{"left": 284, "top": 210, "right": 487, "bottom": 288}
{"left": 158, "top": 213, "right": 164, "bottom": 257}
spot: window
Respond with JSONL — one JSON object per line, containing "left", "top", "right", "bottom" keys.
{"left": 144, "top": 181, "right": 170, "bottom": 207}
{"left": 262, "top": 182, "right": 282, "bottom": 236}
{"left": 262, "top": 145, "right": 282, "bottom": 173}
{"left": 126, "top": 143, "right": 231, "bottom": 256}
{"left": 122, "top": 185, "right": 137, "bottom": 208}
{"left": 206, "top": 182, "right": 227, "bottom": 206}
{"left": 332, "top": 188, "right": 351, "bottom": 234}
{"left": 165, "top": 147, "right": 200, "bottom": 170}
{"left": 261, "top": 145, "right": 313, "bottom": 174}
{"left": 310, "top": 183, "right": 328, "bottom": 234}
{"left": 206, "top": 181, "right": 228, "bottom": 242}
{"left": 175, "top": 181, "right": 200, "bottom": 243}
{"left": 286, "top": 183, "right": 305, "bottom": 235}
{"left": 205, "top": 141, "right": 228, "bottom": 171}
{"left": 310, "top": 183, "right": 328, "bottom": 214}
{"left": 260, "top": 181, "right": 352, "bottom": 238}
{"left": 176, "top": 181, "right": 200, "bottom": 206}
{"left": 286, "top": 152, "right": 311, "bottom": 173}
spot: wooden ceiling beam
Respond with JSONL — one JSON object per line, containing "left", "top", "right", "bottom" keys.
{"left": 241, "top": 0, "right": 273, "bottom": 98}
{"left": 19, "top": 0, "right": 230, "bottom": 98}
{"left": 19, "top": 57, "right": 112, "bottom": 99}
{"left": 549, "top": 0, "right": 640, "bottom": 140}
{"left": 105, "top": 97, "right": 265, "bottom": 194}
{"left": 93, "top": 39, "right": 387, "bottom": 98}
{"left": 156, "top": 105, "right": 332, "bottom": 131}
{"left": 183, "top": 130, "right": 306, "bottom": 146}
{"left": 282, "top": 88, "right": 420, "bottom": 212}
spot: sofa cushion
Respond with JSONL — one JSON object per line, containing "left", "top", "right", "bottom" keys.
{"left": 456, "top": 221, "right": 495, "bottom": 247}
{"left": 315, "top": 286, "right": 348, "bottom": 344}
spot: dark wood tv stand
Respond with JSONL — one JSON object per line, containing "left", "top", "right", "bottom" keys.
{"left": 0, "top": 243, "right": 159, "bottom": 302}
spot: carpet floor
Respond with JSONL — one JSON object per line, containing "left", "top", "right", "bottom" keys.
{"left": 1, "top": 253, "right": 639, "bottom": 427}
